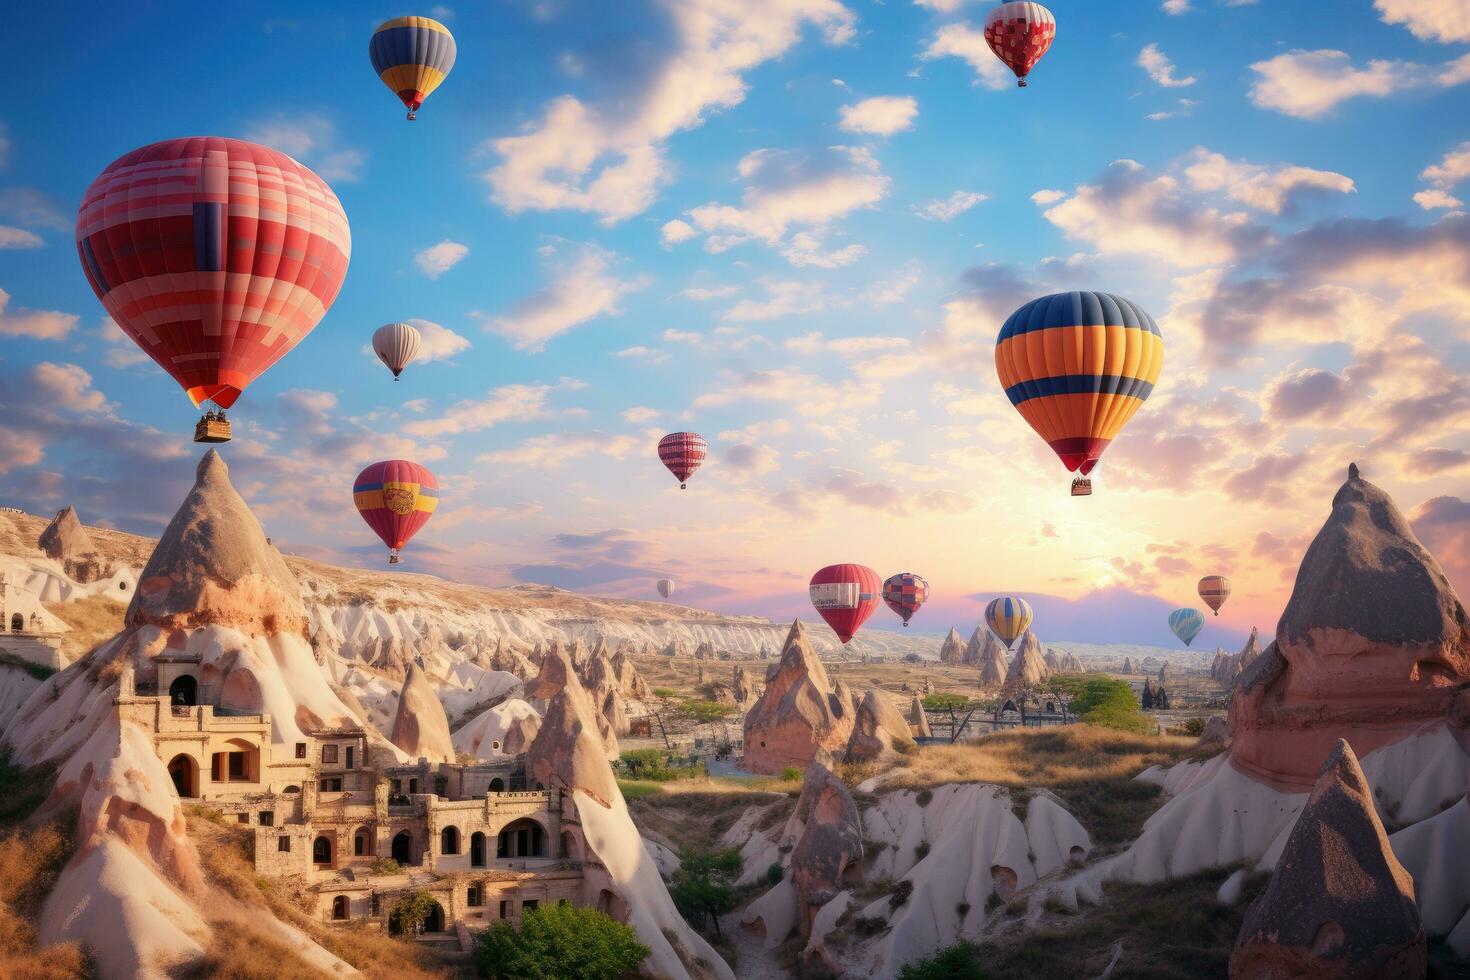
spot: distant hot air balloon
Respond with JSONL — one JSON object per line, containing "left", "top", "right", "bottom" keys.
{"left": 809, "top": 564, "right": 881, "bottom": 644}
{"left": 658, "top": 432, "right": 708, "bottom": 489}
{"left": 882, "top": 573, "right": 930, "bottom": 627}
{"left": 370, "top": 16, "right": 457, "bottom": 120}
{"left": 657, "top": 578, "right": 675, "bottom": 599}
{"left": 984, "top": 2, "right": 1057, "bottom": 87}
{"left": 995, "top": 292, "right": 1163, "bottom": 496}
{"left": 1168, "top": 608, "right": 1205, "bottom": 647}
{"left": 1198, "top": 575, "right": 1231, "bottom": 616}
{"left": 985, "top": 595, "right": 1034, "bottom": 650}
{"left": 373, "top": 322, "right": 422, "bottom": 380}
{"left": 354, "top": 460, "right": 439, "bottom": 564}
{"left": 76, "top": 137, "right": 351, "bottom": 443}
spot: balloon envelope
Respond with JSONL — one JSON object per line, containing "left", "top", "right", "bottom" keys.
{"left": 984, "top": 2, "right": 1057, "bottom": 85}
{"left": 373, "top": 322, "right": 422, "bottom": 378}
{"left": 985, "top": 595, "right": 1034, "bottom": 649}
{"left": 1168, "top": 608, "right": 1205, "bottom": 646}
{"left": 1198, "top": 575, "right": 1231, "bottom": 615}
{"left": 995, "top": 292, "right": 1163, "bottom": 479}
{"left": 658, "top": 432, "right": 708, "bottom": 488}
{"left": 76, "top": 137, "right": 351, "bottom": 409}
{"left": 657, "top": 578, "right": 675, "bottom": 599}
{"left": 370, "top": 16, "right": 457, "bottom": 117}
{"left": 809, "top": 564, "right": 881, "bottom": 644}
{"left": 353, "top": 460, "right": 439, "bottom": 557}
{"left": 882, "top": 573, "right": 930, "bottom": 625}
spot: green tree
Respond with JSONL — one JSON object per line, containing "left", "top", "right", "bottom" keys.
{"left": 669, "top": 847, "right": 742, "bottom": 938}
{"left": 388, "top": 890, "right": 438, "bottom": 936}
{"left": 473, "top": 903, "right": 649, "bottom": 979}
{"left": 1069, "top": 678, "right": 1152, "bottom": 735}
{"left": 897, "top": 943, "right": 987, "bottom": 980}
{"left": 922, "top": 692, "right": 969, "bottom": 711}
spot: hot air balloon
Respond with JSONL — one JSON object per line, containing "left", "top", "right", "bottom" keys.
{"left": 985, "top": 595, "right": 1034, "bottom": 650}
{"left": 983, "top": 2, "right": 1057, "bottom": 87}
{"left": 354, "top": 460, "right": 439, "bottom": 564}
{"left": 658, "top": 432, "right": 708, "bottom": 489}
{"left": 76, "top": 138, "right": 351, "bottom": 443}
{"left": 882, "top": 573, "right": 930, "bottom": 627}
{"left": 809, "top": 564, "right": 881, "bottom": 644}
{"left": 370, "top": 16, "right": 457, "bottom": 120}
{"left": 1198, "top": 575, "right": 1231, "bottom": 616}
{"left": 657, "top": 578, "right": 675, "bottom": 599}
{"left": 373, "top": 322, "right": 422, "bottom": 380}
{"left": 994, "top": 292, "right": 1163, "bottom": 496}
{"left": 1168, "top": 608, "right": 1205, "bottom": 647}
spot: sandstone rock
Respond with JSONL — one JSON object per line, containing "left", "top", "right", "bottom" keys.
{"left": 978, "top": 630, "right": 1008, "bottom": 689}
{"left": 938, "top": 627, "right": 965, "bottom": 664}
{"left": 909, "top": 695, "right": 931, "bottom": 739}
{"left": 38, "top": 505, "right": 107, "bottom": 583}
{"left": 1002, "top": 629, "right": 1049, "bottom": 694}
{"left": 743, "top": 621, "right": 855, "bottom": 775}
{"left": 453, "top": 698, "right": 542, "bottom": 758}
{"left": 733, "top": 664, "right": 754, "bottom": 705}
{"left": 1199, "top": 715, "right": 1230, "bottom": 751}
{"left": 789, "top": 757, "right": 863, "bottom": 936}
{"left": 845, "top": 690, "right": 917, "bottom": 762}
{"left": 389, "top": 663, "right": 456, "bottom": 762}
{"left": 1045, "top": 649, "right": 1063, "bottom": 672}
{"left": 962, "top": 626, "right": 987, "bottom": 667}
{"left": 1230, "top": 739, "right": 1426, "bottom": 980}
{"left": 526, "top": 643, "right": 621, "bottom": 802}
{"left": 1122, "top": 656, "right": 1134, "bottom": 674}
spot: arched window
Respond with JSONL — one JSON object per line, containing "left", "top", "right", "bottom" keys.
{"left": 497, "top": 820, "right": 546, "bottom": 859}
{"left": 9, "top": 614, "right": 21, "bottom": 632}
{"left": 391, "top": 831, "right": 412, "bottom": 865}
{"left": 560, "top": 830, "right": 580, "bottom": 862}
{"left": 488, "top": 777, "right": 505, "bottom": 793}
{"left": 440, "top": 826, "right": 460, "bottom": 855}
{"left": 313, "top": 836, "right": 332, "bottom": 865}
{"left": 353, "top": 827, "right": 371, "bottom": 857}
{"left": 332, "top": 895, "right": 348, "bottom": 920}
{"left": 467, "top": 883, "right": 484, "bottom": 907}
{"left": 470, "top": 832, "right": 486, "bottom": 868}
{"left": 168, "top": 675, "right": 197, "bottom": 706}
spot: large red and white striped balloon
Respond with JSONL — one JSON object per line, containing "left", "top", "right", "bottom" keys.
{"left": 983, "top": 1, "right": 1056, "bottom": 87}
{"left": 658, "top": 432, "right": 708, "bottom": 489}
{"left": 809, "top": 564, "right": 882, "bottom": 645}
{"left": 76, "top": 137, "right": 351, "bottom": 410}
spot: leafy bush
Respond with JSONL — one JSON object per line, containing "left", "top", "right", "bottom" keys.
{"left": 388, "top": 890, "right": 438, "bottom": 935}
{"left": 922, "top": 693, "right": 970, "bottom": 711}
{"left": 765, "top": 863, "right": 784, "bottom": 886}
{"left": 780, "top": 767, "right": 802, "bottom": 782}
{"left": 473, "top": 903, "right": 649, "bottom": 979}
{"left": 670, "top": 848, "right": 742, "bottom": 937}
{"left": 1067, "top": 679, "right": 1153, "bottom": 735}
{"left": 368, "top": 857, "right": 402, "bottom": 876}
{"left": 897, "top": 943, "right": 985, "bottom": 980}
{"left": 620, "top": 748, "right": 677, "bottom": 781}
{"left": 1169, "top": 717, "right": 1207, "bottom": 737}
{"left": 652, "top": 687, "right": 677, "bottom": 699}
{"left": 677, "top": 699, "right": 737, "bottom": 722}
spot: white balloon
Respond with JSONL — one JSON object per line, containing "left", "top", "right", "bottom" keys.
{"left": 372, "top": 322, "right": 423, "bottom": 379}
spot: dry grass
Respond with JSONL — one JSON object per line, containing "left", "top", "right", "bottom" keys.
{"left": 45, "top": 594, "right": 126, "bottom": 661}
{"left": 842, "top": 725, "right": 1197, "bottom": 846}
{"left": 627, "top": 784, "right": 793, "bottom": 853}
{"left": 0, "top": 809, "right": 85, "bottom": 977}
{"left": 177, "top": 923, "right": 337, "bottom": 980}
{"left": 187, "top": 815, "right": 460, "bottom": 980}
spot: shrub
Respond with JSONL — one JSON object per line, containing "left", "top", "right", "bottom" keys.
{"left": 388, "top": 890, "right": 438, "bottom": 936}
{"left": 765, "top": 863, "right": 784, "bottom": 886}
{"left": 780, "top": 767, "right": 802, "bottom": 782}
{"left": 897, "top": 943, "right": 985, "bottom": 980}
{"left": 922, "top": 693, "right": 969, "bottom": 711}
{"left": 678, "top": 699, "right": 738, "bottom": 722}
{"left": 1068, "top": 679, "right": 1153, "bottom": 735}
{"left": 914, "top": 841, "right": 930, "bottom": 861}
{"left": 1169, "top": 717, "right": 1207, "bottom": 737}
{"left": 368, "top": 857, "right": 402, "bottom": 876}
{"left": 853, "top": 915, "right": 887, "bottom": 936}
{"left": 473, "top": 903, "right": 649, "bottom": 979}
{"left": 670, "top": 848, "right": 742, "bottom": 938}
{"left": 652, "top": 687, "right": 677, "bottom": 699}
{"left": 888, "top": 879, "right": 914, "bottom": 910}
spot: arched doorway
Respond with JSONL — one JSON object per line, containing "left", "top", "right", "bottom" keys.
{"left": 391, "top": 831, "right": 412, "bottom": 865}
{"left": 332, "top": 895, "right": 348, "bottom": 920}
{"left": 169, "top": 675, "right": 197, "bottom": 706}
{"left": 9, "top": 613, "right": 22, "bottom": 632}
{"left": 470, "top": 832, "right": 486, "bottom": 868}
{"left": 560, "top": 831, "right": 580, "bottom": 862}
{"left": 488, "top": 777, "right": 505, "bottom": 793}
{"left": 167, "top": 754, "right": 198, "bottom": 798}
{"left": 423, "top": 901, "right": 446, "bottom": 933}
{"left": 353, "top": 827, "right": 371, "bottom": 857}
{"left": 1001, "top": 700, "right": 1017, "bottom": 714}
{"left": 313, "top": 836, "right": 333, "bottom": 866}
{"left": 440, "top": 826, "right": 460, "bottom": 855}
{"left": 497, "top": 819, "right": 546, "bottom": 859}
{"left": 210, "top": 738, "right": 259, "bottom": 784}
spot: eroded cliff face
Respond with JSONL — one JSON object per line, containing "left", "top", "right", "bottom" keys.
{"left": 743, "top": 620, "right": 855, "bottom": 775}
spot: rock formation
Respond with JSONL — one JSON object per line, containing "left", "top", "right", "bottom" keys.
{"left": 453, "top": 698, "right": 542, "bottom": 758}
{"left": 37, "top": 505, "right": 106, "bottom": 583}
{"left": 527, "top": 641, "right": 618, "bottom": 759}
{"left": 788, "top": 757, "right": 863, "bottom": 938}
{"left": 1230, "top": 739, "right": 1426, "bottom": 979}
{"left": 389, "top": 662, "right": 456, "bottom": 762}
{"left": 909, "top": 695, "right": 931, "bottom": 739}
{"left": 1121, "top": 656, "right": 1134, "bottom": 674}
{"left": 743, "top": 621, "right": 855, "bottom": 775}
{"left": 845, "top": 690, "right": 917, "bottom": 762}
{"left": 1044, "top": 649, "right": 1062, "bottom": 672}
{"left": 1199, "top": 715, "right": 1229, "bottom": 751}
{"left": 610, "top": 646, "right": 652, "bottom": 700}
{"left": 938, "top": 627, "right": 965, "bottom": 664}
{"left": 1001, "top": 629, "right": 1050, "bottom": 695}
{"left": 977, "top": 631, "right": 1008, "bottom": 689}
{"left": 732, "top": 664, "right": 754, "bottom": 705}
{"left": 961, "top": 626, "right": 988, "bottom": 667}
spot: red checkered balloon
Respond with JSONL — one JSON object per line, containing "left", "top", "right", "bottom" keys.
{"left": 658, "top": 432, "right": 708, "bottom": 489}
{"left": 882, "top": 572, "right": 930, "bottom": 626}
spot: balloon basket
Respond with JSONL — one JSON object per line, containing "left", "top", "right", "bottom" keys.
{"left": 194, "top": 415, "right": 232, "bottom": 444}
{"left": 1071, "top": 477, "right": 1092, "bottom": 497}
{"left": 679, "top": 483, "right": 687, "bottom": 490}
{"left": 1018, "top": 79, "right": 1028, "bottom": 88}
{"left": 388, "top": 554, "right": 402, "bottom": 565}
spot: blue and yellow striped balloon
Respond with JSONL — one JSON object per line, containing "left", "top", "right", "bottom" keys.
{"left": 985, "top": 595, "right": 1034, "bottom": 650}
{"left": 1168, "top": 608, "right": 1205, "bottom": 647}
{"left": 369, "top": 16, "right": 457, "bottom": 120}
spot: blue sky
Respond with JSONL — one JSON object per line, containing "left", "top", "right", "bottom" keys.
{"left": 3, "top": 0, "right": 1470, "bottom": 648}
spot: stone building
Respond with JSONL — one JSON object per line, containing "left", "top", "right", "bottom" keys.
{"left": 0, "top": 573, "right": 65, "bottom": 668}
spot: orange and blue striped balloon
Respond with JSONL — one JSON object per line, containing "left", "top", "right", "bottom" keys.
{"left": 354, "top": 460, "right": 439, "bottom": 563}
{"left": 995, "top": 291, "right": 1163, "bottom": 480}
{"left": 369, "top": 17, "right": 457, "bottom": 120}
{"left": 985, "top": 595, "right": 1034, "bottom": 650}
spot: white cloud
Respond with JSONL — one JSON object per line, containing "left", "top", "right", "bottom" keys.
{"left": 723, "top": 443, "right": 781, "bottom": 476}
{"left": 482, "top": 0, "right": 855, "bottom": 224}
{"left": 1138, "top": 44, "right": 1197, "bottom": 87}
{"left": 1162, "top": 0, "right": 1190, "bottom": 13}
{"left": 722, "top": 280, "right": 829, "bottom": 321}
{"left": 404, "top": 318, "right": 472, "bottom": 362}
{"left": 0, "top": 226, "right": 41, "bottom": 249}
{"left": 1248, "top": 48, "right": 1470, "bottom": 119}
{"left": 414, "top": 240, "right": 470, "bottom": 279}
{"left": 1420, "top": 142, "right": 1470, "bottom": 207}
{"left": 1415, "top": 189, "right": 1464, "bottom": 210}
{"left": 477, "top": 432, "right": 640, "bottom": 467}
{"left": 922, "top": 23, "right": 1014, "bottom": 90}
{"left": 680, "top": 284, "right": 739, "bottom": 301}
{"left": 1182, "top": 148, "right": 1355, "bottom": 215}
{"left": 481, "top": 246, "right": 646, "bottom": 351}
{"left": 912, "top": 190, "right": 987, "bottom": 221}
{"left": 245, "top": 113, "right": 365, "bottom": 181}
{"left": 660, "top": 219, "right": 696, "bottom": 246}
{"left": 914, "top": 0, "right": 967, "bottom": 11}
{"left": 1375, "top": 0, "right": 1470, "bottom": 42}
{"left": 402, "top": 383, "right": 555, "bottom": 437}
{"left": 612, "top": 345, "right": 670, "bottom": 364}
{"left": 622, "top": 406, "right": 660, "bottom": 423}
{"left": 1031, "top": 189, "right": 1065, "bottom": 205}
{"left": 692, "top": 365, "right": 880, "bottom": 415}
{"left": 779, "top": 231, "right": 866, "bottom": 268}
{"left": 838, "top": 95, "right": 919, "bottom": 136}
{"left": 0, "top": 287, "right": 77, "bottom": 340}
